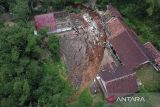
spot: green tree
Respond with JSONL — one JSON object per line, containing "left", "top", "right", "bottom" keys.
{"left": 0, "top": 0, "right": 16, "bottom": 12}
{"left": 78, "top": 89, "right": 93, "bottom": 107}
{"left": 0, "top": 23, "right": 72, "bottom": 107}
{"left": 145, "top": 0, "right": 160, "bottom": 15}
{"left": 11, "top": 0, "right": 30, "bottom": 21}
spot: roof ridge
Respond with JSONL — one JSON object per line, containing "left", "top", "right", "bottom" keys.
{"left": 124, "top": 29, "right": 149, "bottom": 60}
{"left": 113, "top": 18, "right": 149, "bottom": 61}
{"left": 106, "top": 72, "right": 136, "bottom": 83}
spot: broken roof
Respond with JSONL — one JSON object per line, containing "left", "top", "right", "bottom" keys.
{"left": 144, "top": 42, "right": 160, "bottom": 61}
{"left": 34, "top": 13, "right": 56, "bottom": 31}
{"left": 107, "top": 4, "right": 123, "bottom": 19}
{"left": 108, "top": 18, "right": 149, "bottom": 69}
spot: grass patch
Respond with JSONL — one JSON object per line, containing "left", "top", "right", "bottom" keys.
{"left": 66, "top": 88, "right": 104, "bottom": 107}
{"left": 136, "top": 64, "right": 160, "bottom": 92}
{"left": 91, "top": 91, "right": 104, "bottom": 107}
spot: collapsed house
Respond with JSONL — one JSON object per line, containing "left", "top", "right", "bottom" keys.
{"left": 34, "top": 6, "right": 107, "bottom": 90}
{"left": 34, "top": 4, "right": 160, "bottom": 100}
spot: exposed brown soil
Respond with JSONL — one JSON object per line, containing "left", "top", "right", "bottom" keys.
{"left": 59, "top": 6, "right": 108, "bottom": 91}
{"left": 80, "top": 37, "right": 107, "bottom": 91}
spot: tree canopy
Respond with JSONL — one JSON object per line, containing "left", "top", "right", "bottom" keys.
{"left": 0, "top": 23, "right": 73, "bottom": 107}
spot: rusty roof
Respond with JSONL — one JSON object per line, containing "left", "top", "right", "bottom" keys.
{"left": 34, "top": 13, "right": 57, "bottom": 31}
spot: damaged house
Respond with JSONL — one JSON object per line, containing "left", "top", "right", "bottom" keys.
{"left": 96, "top": 4, "right": 160, "bottom": 100}
{"left": 34, "top": 3, "right": 160, "bottom": 100}
{"left": 34, "top": 7, "right": 107, "bottom": 90}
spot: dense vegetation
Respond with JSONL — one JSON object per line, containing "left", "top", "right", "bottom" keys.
{"left": 0, "top": 0, "right": 160, "bottom": 107}
{"left": 97, "top": 0, "right": 160, "bottom": 50}
{"left": 0, "top": 0, "right": 96, "bottom": 107}
{"left": 0, "top": 22, "right": 73, "bottom": 107}
{"left": 0, "top": 0, "right": 88, "bottom": 16}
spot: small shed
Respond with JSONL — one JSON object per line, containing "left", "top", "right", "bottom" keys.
{"left": 34, "top": 13, "right": 57, "bottom": 32}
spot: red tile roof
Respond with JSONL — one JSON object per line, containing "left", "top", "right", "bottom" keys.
{"left": 107, "top": 4, "right": 123, "bottom": 19}
{"left": 144, "top": 42, "right": 160, "bottom": 63}
{"left": 99, "top": 64, "right": 138, "bottom": 96}
{"left": 106, "top": 96, "right": 116, "bottom": 103}
{"left": 108, "top": 18, "right": 126, "bottom": 40}
{"left": 155, "top": 57, "right": 160, "bottom": 65}
{"left": 106, "top": 74, "right": 138, "bottom": 96}
{"left": 34, "top": 13, "right": 56, "bottom": 31}
{"left": 108, "top": 18, "right": 149, "bottom": 69}
{"left": 100, "top": 64, "right": 134, "bottom": 82}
